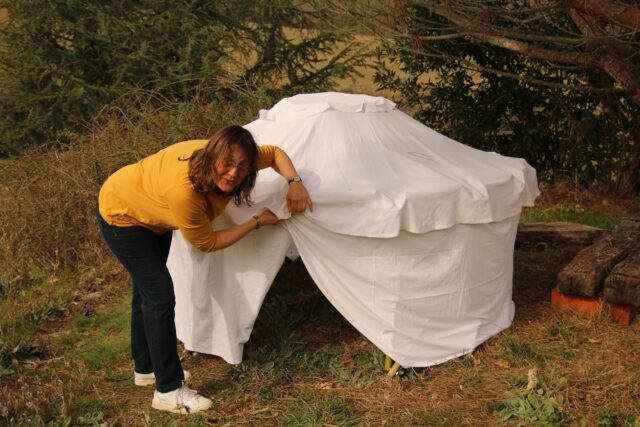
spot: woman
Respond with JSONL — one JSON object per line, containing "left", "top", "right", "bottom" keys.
{"left": 97, "top": 125, "right": 312, "bottom": 414}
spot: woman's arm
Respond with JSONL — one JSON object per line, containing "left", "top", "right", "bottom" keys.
{"left": 167, "top": 188, "right": 279, "bottom": 253}
{"left": 212, "top": 209, "right": 279, "bottom": 250}
{"left": 272, "top": 151, "right": 313, "bottom": 214}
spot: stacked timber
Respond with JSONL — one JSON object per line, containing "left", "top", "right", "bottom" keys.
{"left": 555, "top": 219, "right": 640, "bottom": 316}
{"left": 516, "top": 222, "right": 605, "bottom": 248}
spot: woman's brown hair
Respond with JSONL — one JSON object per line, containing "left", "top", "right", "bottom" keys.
{"left": 182, "top": 125, "right": 259, "bottom": 206}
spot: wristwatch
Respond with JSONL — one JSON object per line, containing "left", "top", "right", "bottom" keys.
{"left": 252, "top": 214, "right": 262, "bottom": 229}
{"left": 287, "top": 175, "right": 303, "bottom": 185}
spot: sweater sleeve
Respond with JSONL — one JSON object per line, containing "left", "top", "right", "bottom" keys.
{"left": 257, "top": 145, "right": 284, "bottom": 170}
{"left": 165, "top": 187, "right": 218, "bottom": 252}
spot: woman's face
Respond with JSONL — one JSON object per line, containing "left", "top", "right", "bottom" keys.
{"left": 214, "top": 145, "right": 250, "bottom": 193}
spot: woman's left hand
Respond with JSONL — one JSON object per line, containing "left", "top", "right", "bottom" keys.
{"left": 286, "top": 182, "right": 313, "bottom": 214}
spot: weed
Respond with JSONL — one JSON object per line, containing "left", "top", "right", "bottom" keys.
{"left": 546, "top": 322, "right": 584, "bottom": 359}
{"left": 30, "top": 415, "right": 73, "bottom": 426}
{"left": 491, "top": 370, "right": 567, "bottom": 425}
{"left": 300, "top": 347, "right": 345, "bottom": 371}
{"left": 594, "top": 409, "right": 639, "bottom": 427}
{"left": 0, "top": 337, "right": 38, "bottom": 368}
{"left": 25, "top": 295, "right": 70, "bottom": 323}
{"left": 282, "top": 392, "right": 364, "bottom": 426}
{"left": 334, "top": 366, "right": 375, "bottom": 389}
{"left": 257, "top": 328, "right": 307, "bottom": 365}
{"left": 547, "top": 322, "right": 583, "bottom": 346}
{"left": 365, "top": 349, "right": 387, "bottom": 372}
{"left": 408, "top": 408, "right": 466, "bottom": 426}
{"left": 502, "top": 336, "right": 548, "bottom": 366}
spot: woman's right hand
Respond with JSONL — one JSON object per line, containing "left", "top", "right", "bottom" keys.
{"left": 259, "top": 208, "right": 279, "bottom": 226}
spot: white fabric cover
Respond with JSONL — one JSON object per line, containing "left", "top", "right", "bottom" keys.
{"left": 167, "top": 92, "right": 539, "bottom": 367}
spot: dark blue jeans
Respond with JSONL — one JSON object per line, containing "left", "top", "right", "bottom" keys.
{"left": 97, "top": 210, "right": 184, "bottom": 392}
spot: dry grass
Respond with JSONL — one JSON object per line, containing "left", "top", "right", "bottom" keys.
{"left": 2, "top": 240, "right": 639, "bottom": 425}
{"left": 0, "top": 92, "right": 262, "bottom": 290}
{"left": 1, "top": 86, "right": 639, "bottom": 426}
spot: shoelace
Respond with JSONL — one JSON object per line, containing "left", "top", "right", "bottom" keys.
{"left": 176, "top": 386, "right": 200, "bottom": 414}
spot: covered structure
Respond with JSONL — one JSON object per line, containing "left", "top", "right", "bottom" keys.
{"left": 167, "top": 92, "right": 539, "bottom": 367}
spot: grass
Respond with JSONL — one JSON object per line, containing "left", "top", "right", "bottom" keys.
{"left": 0, "top": 32, "right": 638, "bottom": 421}
{"left": 0, "top": 122, "right": 638, "bottom": 426}
{"left": 520, "top": 182, "right": 640, "bottom": 229}
{"left": 520, "top": 205, "right": 633, "bottom": 230}
{"left": 0, "top": 100, "right": 638, "bottom": 423}
{"left": 2, "top": 231, "right": 640, "bottom": 425}
{"left": 1, "top": 5, "right": 639, "bottom": 424}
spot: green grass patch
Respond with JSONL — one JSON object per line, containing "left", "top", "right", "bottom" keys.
{"left": 492, "top": 371, "right": 567, "bottom": 425}
{"left": 402, "top": 407, "right": 466, "bottom": 426}
{"left": 593, "top": 408, "right": 639, "bottom": 426}
{"left": 520, "top": 204, "right": 636, "bottom": 229}
{"left": 3, "top": 215, "right": 640, "bottom": 424}
{"left": 282, "top": 392, "right": 364, "bottom": 426}
{"left": 501, "top": 336, "right": 548, "bottom": 366}
{"left": 58, "top": 295, "right": 129, "bottom": 371}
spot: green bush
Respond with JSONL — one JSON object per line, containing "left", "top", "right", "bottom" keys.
{"left": 0, "top": 93, "right": 260, "bottom": 291}
{"left": 375, "top": 3, "right": 639, "bottom": 196}
{"left": 0, "top": 0, "right": 363, "bottom": 155}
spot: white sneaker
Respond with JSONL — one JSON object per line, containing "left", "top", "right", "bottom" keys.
{"left": 152, "top": 385, "right": 213, "bottom": 414}
{"left": 134, "top": 370, "right": 191, "bottom": 386}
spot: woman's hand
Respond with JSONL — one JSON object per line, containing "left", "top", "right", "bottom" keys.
{"left": 259, "top": 208, "right": 280, "bottom": 226}
{"left": 286, "top": 182, "right": 313, "bottom": 214}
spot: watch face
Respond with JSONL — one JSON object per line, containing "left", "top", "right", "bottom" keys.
{"left": 290, "top": 176, "right": 302, "bottom": 183}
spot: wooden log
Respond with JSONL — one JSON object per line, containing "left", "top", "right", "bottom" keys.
{"left": 556, "top": 219, "right": 640, "bottom": 299}
{"left": 516, "top": 222, "right": 605, "bottom": 248}
{"left": 557, "top": 235, "right": 627, "bottom": 298}
{"left": 610, "top": 218, "right": 640, "bottom": 251}
{"left": 604, "top": 250, "right": 640, "bottom": 308}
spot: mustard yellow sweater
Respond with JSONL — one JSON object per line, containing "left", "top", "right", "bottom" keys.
{"left": 98, "top": 139, "right": 283, "bottom": 252}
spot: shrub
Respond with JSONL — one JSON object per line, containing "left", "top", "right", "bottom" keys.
{"left": 0, "top": 92, "right": 260, "bottom": 290}
{"left": 374, "top": 2, "right": 640, "bottom": 196}
{"left": 0, "top": 0, "right": 363, "bottom": 155}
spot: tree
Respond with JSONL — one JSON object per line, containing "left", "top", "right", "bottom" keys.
{"left": 352, "top": 0, "right": 640, "bottom": 195}
{"left": 0, "top": 0, "right": 363, "bottom": 155}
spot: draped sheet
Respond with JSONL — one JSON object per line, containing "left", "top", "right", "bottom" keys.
{"left": 167, "top": 92, "right": 539, "bottom": 367}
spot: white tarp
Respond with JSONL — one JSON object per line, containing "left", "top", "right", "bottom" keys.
{"left": 167, "top": 92, "right": 539, "bottom": 367}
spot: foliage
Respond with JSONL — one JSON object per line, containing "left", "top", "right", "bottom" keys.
{"left": 520, "top": 204, "right": 634, "bottom": 230}
{"left": 0, "top": 0, "right": 363, "bottom": 155}
{"left": 0, "top": 337, "right": 37, "bottom": 368}
{"left": 0, "top": 93, "right": 258, "bottom": 290}
{"left": 492, "top": 370, "right": 567, "bottom": 425}
{"left": 593, "top": 409, "right": 639, "bottom": 427}
{"left": 3, "top": 242, "right": 640, "bottom": 424}
{"left": 374, "top": 2, "right": 640, "bottom": 196}
{"left": 282, "top": 393, "right": 364, "bottom": 426}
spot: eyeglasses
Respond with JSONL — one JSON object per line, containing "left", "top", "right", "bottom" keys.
{"left": 222, "top": 159, "right": 250, "bottom": 174}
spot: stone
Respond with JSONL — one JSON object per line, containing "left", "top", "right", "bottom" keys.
{"left": 603, "top": 250, "right": 640, "bottom": 307}
{"left": 516, "top": 222, "right": 605, "bottom": 248}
